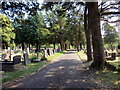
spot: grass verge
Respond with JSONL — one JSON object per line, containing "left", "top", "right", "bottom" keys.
{"left": 96, "top": 70, "right": 120, "bottom": 88}
{"left": 2, "top": 51, "right": 66, "bottom": 83}
{"left": 78, "top": 50, "right": 120, "bottom": 88}
{"left": 77, "top": 50, "right": 92, "bottom": 68}
{"left": 2, "top": 61, "right": 46, "bottom": 83}
{"left": 47, "top": 51, "right": 66, "bottom": 61}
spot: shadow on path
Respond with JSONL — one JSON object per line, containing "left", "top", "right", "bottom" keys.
{"left": 3, "top": 50, "right": 110, "bottom": 89}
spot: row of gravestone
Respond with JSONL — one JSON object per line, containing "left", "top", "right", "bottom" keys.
{"left": 23, "top": 48, "right": 61, "bottom": 65}
{"left": 0, "top": 47, "right": 61, "bottom": 71}
{"left": 0, "top": 55, "right": 22, "bottom": 71}
{"left": 104, "top": 51, "right": 116, "bottom": 60}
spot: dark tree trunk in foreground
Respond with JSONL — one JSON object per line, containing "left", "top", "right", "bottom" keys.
{"left": 36, "top": 43, "right": 39, "bottom": 52}
{"left": 22, "top": 43, "right": 25, "bottom": 51}
{"left": 53, "top": 43, "right": 56, "bottom": 49}
{"left": 87, "top": 2, "right": 105, "bottom": 70}
{"left": 84, "top": 5, "right": 92, "bottom": 61}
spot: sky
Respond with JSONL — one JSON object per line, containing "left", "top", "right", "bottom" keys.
{"left": 37, "top": 0, "right": 119, "bottom": 37}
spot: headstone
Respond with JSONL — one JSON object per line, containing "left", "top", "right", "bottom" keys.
{"left": 51, "top": 48, "right": 53, "bottom": 54}
{"left": 57, "top": 47, "right": 61, "bottom": 52}
{"left": 27, "top": 47, "right": 30, "bottom": 54}
{"left": 111, "top": 53, "right": 116, "bottom": 60}
{"left": 44, "top": 50, "right": 48, "bottom": 58}
{"left": 1, "top": 54, "right": 6, "bottom": 61}
{"left": 23, "top": 53, "right": 31, "bottom": 65}
{"left": 13, "top": 55, "right": 21, "bottom": 64}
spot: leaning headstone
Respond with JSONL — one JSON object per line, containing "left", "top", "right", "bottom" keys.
{"left": 23, "top": 53, "right": 31, "bottom": 65}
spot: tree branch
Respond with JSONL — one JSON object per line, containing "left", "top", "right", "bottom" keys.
{"left": 101, "top": 12, "right": 120, "bottom": 15}
{"left": 101, "top": 18, "right": 120, "bottom": 23}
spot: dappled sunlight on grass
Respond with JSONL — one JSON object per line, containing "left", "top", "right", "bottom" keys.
{"left": 77, "top": 50, "right": 87, "bottom": 61}
{"left": 97, "top": 70, "right": 120, "bottom": 87}
{"left": 47, "top": 51, "right": 65, "bottom": 61}
{"left": 107, "top": 59, "right": 120, "bottom": 69}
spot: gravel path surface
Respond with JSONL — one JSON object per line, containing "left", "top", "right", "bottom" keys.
{"left": 3, "top": 50, "right": 112, "bottom": 89}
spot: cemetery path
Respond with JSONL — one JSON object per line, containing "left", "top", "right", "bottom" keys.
{"left": 3, "top": 50, "right": 110, "bottom": 89}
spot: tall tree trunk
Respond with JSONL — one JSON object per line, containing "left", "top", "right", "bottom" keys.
{"left": 29, "top": 44, "right": 31, "bottom": 50}
{"left": 5, "top": 44, "right": 8, "bottom": 49}
{"left": 53, "top": 43, "right": 56, "bottom": 49}
{"left": 21, "top": 43, "right": 24, "bottom": 51}
{"left": 87, "top": 2, "right": 105, "bottom": 70}
{"left": 2, "top": 44, "right": 5, "bottom": 49}
{"left": 65, "top": 43, "right": 67, "bottom": 50}
{"left": 60, "top": 39, "right": 65, "bottom": 51}
{"left": 80, "top": 43, "right": 82, "bottom": 50}
{"left": 36, "top": 43, "right": 39, "bottom": 52}
{"left": 84, "top": 5, "right": 92, "bottom": 61}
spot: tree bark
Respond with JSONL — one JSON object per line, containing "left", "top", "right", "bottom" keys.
{"left": 87, "top": 2, "right": 105, "bottom": 70}
{"left": 21, "top": 43, "right": 25, "bottom": 51}
{"left": 36, "top": 43, "right": 39, "bottom": 52}
{"left": 53, "top": 43, "right": 56, "bottom": 49}
{"left": 84, "top": 5, "right": 92, "bottom": 61}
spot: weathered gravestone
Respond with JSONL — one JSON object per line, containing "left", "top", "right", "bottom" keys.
{"left": 13, "top": 55, "right": 21, "bottom": 64}
{"left": 44, "top": 50, "right": 48, "bottom": 58}
{"left": 1, "top": 55, "right": 21, "bottom": 71}
{"left": 23, "top": 53, "right": 31, "bottom": 65}
{"left": 111, "top": 53, "right": 116, "bottom": 60}
{"left": 56, "top": 47, "right": 61, "bottom": 52}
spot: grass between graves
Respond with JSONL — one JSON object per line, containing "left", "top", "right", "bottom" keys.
{"left": 77, "top": 50, "right": 120, "bottom": 88}
{"left": 2, "top": 51, "right": 65, "bottom": 83}
{"left": 96, "top": 70, "right": 120, "bottom": 88}
{"left": 47, "top": 51, "right": 66, "bottom": 61}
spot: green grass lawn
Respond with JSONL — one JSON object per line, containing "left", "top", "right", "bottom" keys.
{"left": 2, "top": 61, "right": 46, "bottom": 83}
{"left": 77, "top": 51, "right": 93, "bottom": 68}
{"left": 78, "top": 50, "right": 120, "bottom": 88}
{"left": 2, "top": 51, "right": 65, "bottom": 83}
{"left": 47, "top": 51, "right": 66, "bottom": 61}
{"left": 96, "top": 70, "right": 120, "bottom": 88}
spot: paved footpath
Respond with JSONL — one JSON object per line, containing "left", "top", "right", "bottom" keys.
{"left": 3, "top": 50, "right": 111, "bottom": 89}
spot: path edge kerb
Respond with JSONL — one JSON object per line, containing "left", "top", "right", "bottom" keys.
{"left": 76, "top": 52, "right": 89, "bottom": 70}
